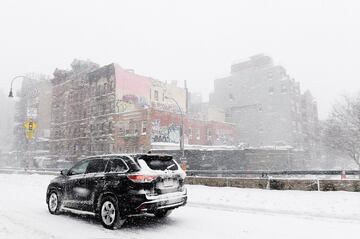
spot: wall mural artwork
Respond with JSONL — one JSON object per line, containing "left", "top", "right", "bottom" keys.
{"left": 151, "top": 120, "right": 180, "bottom": 143}
{"left": 116, "top": 94, "right": 150, "bottom": 113}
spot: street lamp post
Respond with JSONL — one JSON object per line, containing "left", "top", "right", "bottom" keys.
{"left": 165, "top": 96, "right": 185, "bottom": 159}
{"left": 8, "top": 75, "right": 33, "bottom": 169}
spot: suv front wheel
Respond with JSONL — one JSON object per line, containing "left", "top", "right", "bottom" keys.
{"left": 100, "top": 196, "right": 125, "bottom": 229}
{"left": 48, "top": 191, "right": 61, "bottom": 215}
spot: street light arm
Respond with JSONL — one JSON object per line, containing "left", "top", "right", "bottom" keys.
{"left": 9, "top": 75, "right": 31, "bottom": 98}
{"left": 165, "top": 96, "right": 183, "bottom": 116}
{"left": 165, "top": 96, "right": 185, "bottom": 158}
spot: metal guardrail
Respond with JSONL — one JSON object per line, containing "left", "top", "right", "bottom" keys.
{"left": 0, "top": 167, "right": 60, "bottom": 175}
{"left": 0, "top": 167, "right": 59, "bottom": 172}
{"left": 186, "top": 170, "right": 360, "bottom": 176}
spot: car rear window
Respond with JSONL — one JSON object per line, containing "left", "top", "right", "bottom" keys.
{"left": 138, "top": 155, "right": 179, "bottom": 171}
{"left": 106, "top": 158, "right": 128, "bottom": 173}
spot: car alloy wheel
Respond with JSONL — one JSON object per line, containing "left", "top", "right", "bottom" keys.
{"left": 48, "top": 192, "right": 60, "bottom": 214}
{"left": 101, "top": 201, "right": 116, "bottom": 226}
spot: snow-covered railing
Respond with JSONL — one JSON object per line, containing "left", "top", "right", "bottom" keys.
{"left": 0, "top": 167, "right": 59, "bottom": 175}
{"left": 186, "top": 170, "right": 360, "bottom": 177}
{"left": 185, "top": 176, "right": 360, "bottom": 192}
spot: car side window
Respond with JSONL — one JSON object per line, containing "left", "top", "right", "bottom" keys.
{"left": 106, "top": 158, "right": 128, "bottom": 173}
{"left": 68, "top": 160, "right": 89, "bottom": 175}
{"left": 86, "top": 158, "right": 107, "bottom": 174}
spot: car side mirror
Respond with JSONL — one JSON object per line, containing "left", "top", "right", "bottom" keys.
{"left": 60, "top": 169, "right": 69, "bottom": 176}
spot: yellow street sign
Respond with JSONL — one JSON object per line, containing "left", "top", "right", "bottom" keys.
{"left": 24, "top": 119, "right": 38, "bottom": 131}
{"left": 25, "top": 131, "right": 35, "bottom": 140}
{"left": 24, "top": 119, "right": 38, "bottom": 140}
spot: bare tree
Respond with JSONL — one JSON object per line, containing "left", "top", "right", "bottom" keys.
{"left": 323, "top": 94, "right": 360, "bottom": 174}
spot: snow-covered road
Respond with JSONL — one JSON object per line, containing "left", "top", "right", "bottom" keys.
{"left": 1, "top": 174, "right": 360, "bottom": 239}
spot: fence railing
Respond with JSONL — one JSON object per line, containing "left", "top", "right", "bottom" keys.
{"left": 186, "top": 169, "right": 360, "bottom": 177}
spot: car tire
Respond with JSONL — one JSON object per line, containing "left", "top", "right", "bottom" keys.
{"left": 48, "top": 191, "right": 61, "bottom": 215}
{"left": 99, "top": 196, "right": 126, "bottom": 229}
{"left": 154, "top": 209, "right": 173, "bottom": 218}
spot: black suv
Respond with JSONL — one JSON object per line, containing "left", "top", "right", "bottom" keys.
{"left": 46, "top": 154, "right": 187, "bottom": 229}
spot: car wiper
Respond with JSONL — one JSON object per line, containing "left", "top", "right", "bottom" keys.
{"left": 166, "top": 164, "right": 176, "bottom": 170}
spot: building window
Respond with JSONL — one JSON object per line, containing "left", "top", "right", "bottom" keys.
{"left": 258, "top": 104, "right": 263, "bottom": 112}
{"left": 125, "top": 123, "right": 130, "bottom": 135}
{"left": 229, "top": 93, "right": 234, "bottom": 101}
{"left": 196, "top": 129, "right": 200, "bottom": 140}
{"left": 104, "top": 83, "right": 107, "bottom": 94}
{"left": 108, "top": 121, "right": 112, "bottom": 133}
{"left": 102, "top": 104, "right": 106, "bottom": 114}
{"left": 188, "top": 128, "right": 192, "bottom": 139}
{"left": 269, "top": 86, "right": 274, "bottom": 95}
{"left": 142, "top": 121, "right": 147, "bottom": 134}
{"left": 119, "top": 124, "right": 124, "bottom": 136}
{"left": 207, "top": 128, "right": 211, "bottom": 140}
{"left": 134, "top": 123, "right": 139, "bottom": 135}
{"left": 154, "top": 90, "right": 159, "bottom": 101}
{"left": 101, "top": 122, "right": 106, "bottom": 132}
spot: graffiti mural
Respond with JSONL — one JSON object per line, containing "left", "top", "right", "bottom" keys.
{"left": 116, "top": 94, "right": 150, "bottom": 113}
{"left": 151, "top": 120, "right": 180, "bottom": 143}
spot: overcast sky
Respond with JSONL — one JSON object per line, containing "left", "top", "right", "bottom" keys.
{"left": 0, "top": 0, "right": 359, "bottom": 119}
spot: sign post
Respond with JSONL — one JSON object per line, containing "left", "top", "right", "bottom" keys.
{"left": 23, "top": 119, "right": 38, "bottom": 170}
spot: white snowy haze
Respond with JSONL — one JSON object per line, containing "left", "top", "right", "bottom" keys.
{"left": 0, "top": 0, "right": 360, "bottom": 119}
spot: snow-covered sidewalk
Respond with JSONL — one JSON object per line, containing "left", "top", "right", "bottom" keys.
{"left": 187, "top": 184, "right": 360, "bottom": 222}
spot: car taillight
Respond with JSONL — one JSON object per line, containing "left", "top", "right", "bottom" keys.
{"left": 127, "top": 174, "right": 158, "bottom": 183}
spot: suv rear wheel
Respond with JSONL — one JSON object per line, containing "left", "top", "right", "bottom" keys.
{"left": 100, "top": 196, "right": 125, "bottom": 229}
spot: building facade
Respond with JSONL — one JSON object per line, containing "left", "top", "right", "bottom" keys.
{"left": 210, "top": 54, "right": 319, "bottom": 154}
{"left": 50, "top": 60, "right": 233, "bottom": 163}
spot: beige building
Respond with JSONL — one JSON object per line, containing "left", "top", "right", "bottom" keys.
{"left": 210, "top": 54, "right": 319, "bottom": 153}
{"left": 150, "top": 79, "right": 187, "bottom": 113}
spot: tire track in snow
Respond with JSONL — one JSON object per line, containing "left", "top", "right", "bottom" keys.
{"left": 0, "top": 210, "right": 58, "bottom": 239}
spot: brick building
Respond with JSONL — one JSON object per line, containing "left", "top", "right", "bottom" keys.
{"left": 150, "top": 109, "right": 235, "bottom": 146}
{"left": 209, "top": 54, "right": 319, "bottom": 155}
{"left": 50, "top": 60, "right": 235, "bottom": 162}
